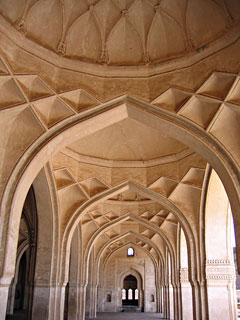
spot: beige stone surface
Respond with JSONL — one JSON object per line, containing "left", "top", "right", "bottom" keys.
{"left": 0, "top": 1, "right": 240, "bottom": 320}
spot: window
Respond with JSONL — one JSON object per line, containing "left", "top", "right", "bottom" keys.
{"left": 135, "top": 289, "right": 139, "bottom": 300}
{"left": 127, "top": 247, "right": 134, "bottom": 257}
{"left": 128, "top": 289, "right": 133, "bottom": 300}
{"left": 122, "top": 289, "right": 126, "bottom": 300}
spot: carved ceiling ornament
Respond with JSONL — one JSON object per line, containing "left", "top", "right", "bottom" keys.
{"left": 0, "top": 0, "right": 239, "bottom": 68}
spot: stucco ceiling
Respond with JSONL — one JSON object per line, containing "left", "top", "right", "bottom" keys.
{"left": 0, "top": 0, "right": 240, "bottom": 298}
{"left": 0, "top": 0, "right": 240, "bottom": 67}
{"left": 67, "top": 118, "right": 187, "bottom": 161}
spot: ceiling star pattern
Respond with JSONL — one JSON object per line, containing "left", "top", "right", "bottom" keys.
{"left": 0, "top": 52, "right": 239, "bottom": 263}
{"left": 0, "top": 2, "right": 240, "bottom": 317}
{"left": 1, "top": 50, "right": 240, "bottom": 210}
{"left": 0, "top": 0, "right": 239, "bottom": 66}
{"left": 51, "top": 162, "right": 205, "bottom": 256}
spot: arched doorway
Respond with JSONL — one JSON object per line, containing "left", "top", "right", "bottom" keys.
{"left": 122, "top": 275, "right": 138, "bottom": 306}
{"left": 6, "top": 187, "right": 38, "bottom": 320}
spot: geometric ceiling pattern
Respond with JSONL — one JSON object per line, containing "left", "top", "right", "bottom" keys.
{"left": 1, "top": 49, "right": 240, "bottom": 284}
{"left": 52, "top": 163, "right": 205, "bottom": 261}
{"left": 1, "top": 52, "right": 240, "bottom": 261}
{"left": 0, "top": 0, "right": 239, "bottom": 65}
{"left": 0, "top": 3, "right": 240, "bottom": 319}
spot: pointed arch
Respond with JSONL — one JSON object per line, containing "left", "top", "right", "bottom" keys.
{"left": 1, "top": 95, "right": 240, "bottom": 320}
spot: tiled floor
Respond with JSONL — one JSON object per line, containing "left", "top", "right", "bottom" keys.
{"left": 86, "top": 312, "right": 165, "bottom": 320}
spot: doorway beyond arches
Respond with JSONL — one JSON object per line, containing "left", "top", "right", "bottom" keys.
{"left": 122, "top": 275, "right": 138, "bottom": 306}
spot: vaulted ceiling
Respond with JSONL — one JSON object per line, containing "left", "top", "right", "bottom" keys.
{"left": 0, "top": 0, "right": 240, "bottom": 274}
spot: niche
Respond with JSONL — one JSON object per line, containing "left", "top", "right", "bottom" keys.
{"left": 106, "top": 293, "right": 111, "bottom": 302}
{"left": 151, "top": 294, "right": 155, "bottom": 302}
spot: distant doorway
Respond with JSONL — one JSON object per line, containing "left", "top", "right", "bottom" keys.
{"left": 122, "top": 275, "right": 138, "bottom": 306}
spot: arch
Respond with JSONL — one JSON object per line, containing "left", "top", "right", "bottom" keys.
{"left": 1, "top": 96, "right": 240, "bottom": 320}
{"left": 58, "top": 181, "right": 200, "bottom": 319}
{"left": 7, "top": 240, "right": 29, "bottom": 315}
{"left": 100, "top": 239, "right": 161, "bottom": 288}
{"left": 62, "top": 182, "right": 197, "bottom": 285}
{"left": 81, "top": 212, "right": 175, "bottom": 283}
{"left": 119, "top": 268, "right": 143, "bottom": 291}
{"left": 96, "top": 234, "right": 163, "bottom": 305}
{"left": 119, "top": 268, "right": 144, "bottom": 310}
{"left": 203, "top": 169, "right": 237, "bottom": 319}
{"left": 96, "top": 230, "right": 164, "bottom": 267}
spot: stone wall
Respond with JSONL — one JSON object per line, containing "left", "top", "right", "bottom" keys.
{"left": 101, "top": 244, "right": 156, "bottom": 312}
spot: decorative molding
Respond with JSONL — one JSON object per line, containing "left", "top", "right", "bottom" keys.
{"left": 0, "top": 14, "right": 239, "bottom": 78}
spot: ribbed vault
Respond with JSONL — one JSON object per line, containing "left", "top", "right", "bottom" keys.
{"left": 0, "top": 7, "right": 240, "bottom": 318}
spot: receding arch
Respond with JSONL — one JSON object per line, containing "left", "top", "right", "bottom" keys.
{"left": 99, "top": 238, "right": 161, "bottom": 288}
{"left": 97, "top": 231, "right": 163, "bottom": 274}
{"left": 81, "top": 213, "right": 175, "bottom": 284}
{"left": 61, "top": 182, "right": 198, "bottom": 286}
{"left": 2, "top": 96, "right": 240, "bottom": 279}
{"left": 1, "top": 96, "right": 240, "bottom": 320}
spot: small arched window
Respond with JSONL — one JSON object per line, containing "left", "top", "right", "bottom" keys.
{"left": 135, "top": 289, "right": 139, "bottom": 300}
{"left": 128, "top": 289, "right": 133, "bottom": 300}
{"left": 122, "top": 289, "right": 126, "bottom": 300}
{"left": 127, "top": 247, "right": 134, "bottom": 257}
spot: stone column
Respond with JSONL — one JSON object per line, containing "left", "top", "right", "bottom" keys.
{"left": 0, "top": 277, "right": 12, "bottom": 320}
{"left": 78, "top": 284, "right": 87, "bottom": 320}
{"left": 7, "top": 278, "right": 16, "bottom": 315}
{"left": 155, "top": 284, "right": 161, "bottom": 313}
{"left": 31, "top": 281, "right": 51, "bottom": 320}
{"left": 139, "top": 289, "right": 143, "bottom": 311}
{"left": 49, "top": 282, "right": 67, "bottom": 320}
{"left": 162, "top": 284, "right": 169, "bottom": 319}
{"left": 180, "top": 268, "right": 193, "bottom": 320}
{"left": 89, "top": 284, "right": 97, "bottom": 318}
{"left": 169, "top": 282, "right": 174, "bottom": 320}
{"left": 204, "top": 170, "right": 237, "bottom": 319}
{"left": 97, "top": 285, "right": 103, "bottom": 312}
{"left": 206, "top": 259, "right": 236, "bottom": 319}
{"left": 67, "top": 283, "right": 79, "bottom": 320}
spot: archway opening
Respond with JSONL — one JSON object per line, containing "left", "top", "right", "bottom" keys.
{"left": 6, "top": 186, "right": 38, "bottom": 320}
{"left": 122, "top": 275, "right": 138, "bottom": 306}
{"left": 14, "top": 251, "right": 27, "bottom": 313}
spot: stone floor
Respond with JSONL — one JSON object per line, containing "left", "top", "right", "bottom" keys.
{"left": 7, "top": 311, "right": 165, "bottom": 320}
{"left": 86, "top": 312, "right": 165, "bottom": 320}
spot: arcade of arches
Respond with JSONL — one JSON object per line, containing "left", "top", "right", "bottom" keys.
{"left": 1, "top": 1, "right": 240, "bottom": 319}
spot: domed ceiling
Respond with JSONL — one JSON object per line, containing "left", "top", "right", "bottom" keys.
{"left": 0, "top": 0, "right": 239, "bottom": 66}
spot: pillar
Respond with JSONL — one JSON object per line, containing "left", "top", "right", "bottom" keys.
{"left": 205, "top": 170, "right": 237, "bottom": 319}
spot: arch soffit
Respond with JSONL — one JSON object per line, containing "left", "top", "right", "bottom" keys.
{"left": 32, "top": 164, "right": 60, "bottom": 285}
{"left": 64, "top": 181, "right": 195, "bottom": 264}
{"left": 98, "top": 233, "right": 162, "bottom": 276}
{"left": 66, "top": 180, "right": 195, "bottom": 238}
{"left": 103, "top": 241, "right": 158, "bottom": 272}
{"left": 97, "top": 230, "right": 163, "bottom": 268}
{"left": 78, "top": 212, "right": 177, "bottom": 285}
{"left": 83, "top": 212, "right": 175, "bottom": 262}
{"left": 1, "top": 94, "right": 240, "bottom": 279}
